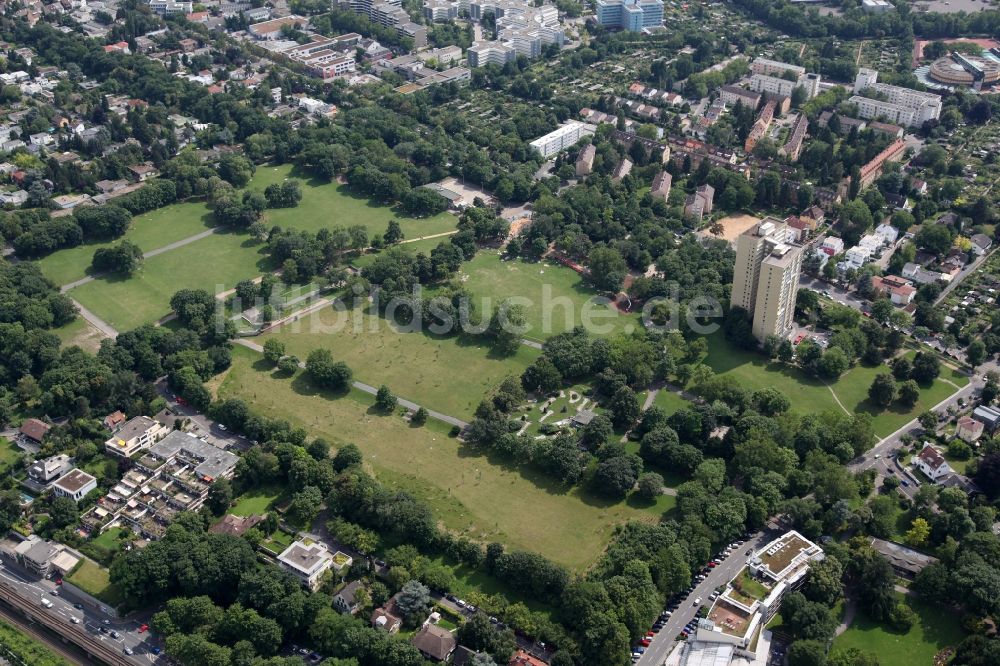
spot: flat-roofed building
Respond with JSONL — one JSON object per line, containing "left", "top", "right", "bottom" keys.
{"left": 278, "top": 539, "right": 334, "bottom": 591}
{"left": 731, "top": 218, "right": 803, "bottom": 341}
{"left": 529, "top": 121, "right": 596, "bottom": 158}
{"left": 52, "top": 469, "right": 98, "bottom": 503}
{"left": 104, "top": 415, "right": 169, "bottom": 458}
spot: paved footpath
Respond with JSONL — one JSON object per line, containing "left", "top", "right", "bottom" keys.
{"left": 233, "top": 339, "right": 469, "bottom": 429}
{"left": 70, "top": 298, "right": 119, "bottom": 338}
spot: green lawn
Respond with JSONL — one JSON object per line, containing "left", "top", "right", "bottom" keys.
{"left": 218, "top": 346, "right": 661, "bottom": 571}
{"left": 699, "top": 334, "right": 968, "bottom": 437}
{"left": 649, "top": 388, "right": 691, "bottom": 415}
{"left": 261, "top": 302, "right": 538, "bottom": 420}
{"left": 456, "top": 251, "right": 639, "bottom": 343}
{"left": 66, "top": 559, "right": 125, "bottom": 608}
{"left": 70, "top": 230, "right": 274, "bottom": 331}
{"left": 248, "top": 164, "right": 458, "bottom": 240}
{"left": 832, "top": 595, "right": 965, "bottom": 666}
{"left": 52, "top": 317, "right": 106, "bottom": 353}
{"left": 0, "top": 438, "right": 22, "bottom": 477}
{"left": 37, "top": 201, "right": 215, "bottom": 286}
{"left": 230, "top": 486, "right": 283, "bottom": 517}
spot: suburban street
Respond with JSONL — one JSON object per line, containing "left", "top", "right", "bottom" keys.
{"left": 636, "top": 528, "right": 781, "bottom": 666}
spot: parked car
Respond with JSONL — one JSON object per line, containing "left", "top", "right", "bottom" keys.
{"left": 639, "top": 639, "right": 651, "bottom": 647}
{"left": 693, "top": 597, "right": 702, "bottom": 606}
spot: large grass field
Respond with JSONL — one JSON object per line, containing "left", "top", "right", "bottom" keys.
{"left": 70, "top": 230, "right": 275, "bottom": 331}
{"left": 37, "top": 201, "right": 215, "bottom": 286}
{"left": 455, "top": 251, "right": 639, "bottom": 343}
{"left": 218, "top": 346, "right": 660, "bottom": 571}
{"left": 0, "top": 437, "right": 22, "bottom": 475}
{"left": 832, "top": 595, "right": 965, "bottom": 666}
{"left": 699, "top": 333, "right": 968, "bottom": 437}
{"left": 248, "top": 164, "right": 458, "bottom": 240}
{"left": 261, "top": 302, "right": 538, "bottom": 420}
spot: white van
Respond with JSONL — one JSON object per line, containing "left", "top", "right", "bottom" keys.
{"left": 40, "top": 597, "right": 53, "bottom": 608}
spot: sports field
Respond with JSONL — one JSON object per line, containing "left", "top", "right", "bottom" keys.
{"left": 219, "top": 346, "right": 660, "bottom": 570}
{"left": 456, "top": 251, "right": 639, "bottom": 342}
{"left": 832, "top": 594, "right": 965, "bottom": 666}
{"left": 70, "top": 230, "right": 274, "bottom": 331}
{"left": 248, "top": 164, "right": 458, "bottom": 240}
{"left": 699, "top": 333, "right": 968, "bottom": 437}
{"left": 37, "top": 201, "right": 215, "bottom": 286}
{"left": 261, "top": 303, "right": 538, "bottom": 420}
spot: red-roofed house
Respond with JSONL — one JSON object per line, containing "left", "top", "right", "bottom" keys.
{"left": 784, "top": 216, "right": 812, "bottom": 241}
{"left": 186, "top": 11, "right": 209, "bottom": 22}
{"left": 871, "top": 275, "right": 916, "bottom": 305}
{"left": 510, "top": 650, "right": 548, "bottom": 666}
{"left": 104, "top": 41, "right": 130, "bottom": 54}
{"left": 916, "top": 444, "right": 952, "bottom": 481}
{"left": 19, "top": 418, "right": 51, "bottom": 448}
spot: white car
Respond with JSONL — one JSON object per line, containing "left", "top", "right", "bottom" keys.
{"left": 70, "top": 617, "right": 80, "bottom": 624}
{"left": 693, "top": 597, "right": 702, "bottom": 606}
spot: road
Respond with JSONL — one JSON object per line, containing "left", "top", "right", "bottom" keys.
{"left": 637, "top": 529, "right": 780, "bottom": 666}
{"left": 231, "top": 340, "right": 470, "bottom": 429}
{"left": 0, "top": 562, "right": 159, "bottom": 665}
{"left": 933, "top": 246, "right": 994, "bottom": 307}
{"left": 799, "top": 276, "right": 867, "bottom": 313}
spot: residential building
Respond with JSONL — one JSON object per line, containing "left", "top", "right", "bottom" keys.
{"left": 467, "top": 41, "right": 516, "bottom": 67}
{"left": 28, "top": 454, "right": 72, "bottom": 485}
{"left": 575, "top": 144, "right": 596, "bottom": 177}
{"left": 342, "top": 0, "right": 427, "bottom": 47}
{"left": 856, "top": 138, "right": 906, "bottom": 190}
{"left": 874, "top": 222, "right": 900, "bottom": 245}
{"left": 103, "top": 410, "right": 127, "bottom": 430}
{"left": 611, "top": 158, "right": 633, "bottom": 183}
{"left": 731, "top": 218, "right": 803, "bottom": 341}
{"left": 853, "top": 68, "right": 942, "bottom": 126}
{"left": 956, "top": 415, "right": 985, "bottom": 442}
{"left": 372, "top": 606, "right": 402, "bottom": 633}
{"left": 18, "top": 418, "right": 50, "bottom": 450}
{"left": 801, "top": 206, "right": 826, "bottom": 227}
{"left": 411, "top": 623, "right": 457, "bottom": 662}
{"left": 423, "top": 0, "right": 458, "bottom": 21}
{"left": 0, "top": 535, "right": 80, "bottom": 577}
{"left": 916, "top": 444, "right": 953, "bottom": 481}
{"left": 52, "top": 469, "right": 98, "bottom": 502}
{"left": 529, "top": 121, "right": 596, "bottom": 158}
{"left": 650, "top": 171, "right": 672, "bottom": 201}
{"left": 594, "top": 0, "right": 664, "bottom": 31}
{"left": 718, "top": 85, "right": 761, "bottom": 110}
{"left": 277, "top": 539, "right": 334, "bottom": 591}
{"left": 104, "top": 416, "right": 169, "bottom": 458}
{"left": 689, "top": 531, "right": 822, "bottom": 656}
{"left": 684, "top": 184, "right": 715, "bottom": 222}
{"left": 744, "top": 99, "right": 776, "bottom": 153}
{"left": 971, "top": 233, "right": 993, "bottom": 256}
{"left": 871, "top": 274, "right": 916, "bottom": 305}
{"left": 127, "top": 163, "right": 159, "bottom": 182}
{"left": 510, "top": 650, "right": 548, "bottom": 666}
{"left": 868, "top": 538, "right": 936, "bottom": 579}
{"left": 750, "top": 58, "right": 806, "bottom": 78}
{"left": 148, "top": 0, "right": 193, "bottom": 14}
{"left": 973, "top": 405, "right": 1000, "bottom": 433}
{"left": 334, "top": 580, "right": 366, "bottom": 614}
{"left": 209, "top": 514, "right": 264, "bottom": 536}
{"left": 780, "top": 114, "right": 808, "bottom": 161}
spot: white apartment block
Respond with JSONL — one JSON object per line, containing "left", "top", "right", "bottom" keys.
{"left": 344, "top": 0, "right": 428, "bottom": 47}
{"left": 853, "top": 68, "right": 942, "bottom": 126}
{"left": 148, "top": 0, "right": 193, "bottom": 14}
{"left": 731, "top": 218, "right": 803, "bottom": 341}
{"left": 749, "top": 72, "right": 821, "bottom": 99}
{"left": 750, "top": 57, "right": 805, "bottom": 79}
{"left": 529, "top": 121, "right": 596, "bottom": 158}
{"left": 468, "top": 41, "right": 515, "bottom": 67}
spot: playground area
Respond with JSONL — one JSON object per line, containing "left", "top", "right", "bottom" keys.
{"left": 518, "top": 385, "right": 599, "bottom": 437}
